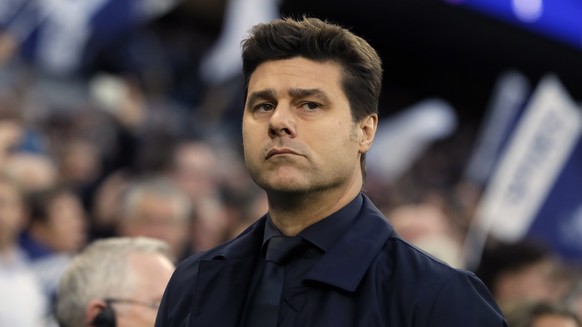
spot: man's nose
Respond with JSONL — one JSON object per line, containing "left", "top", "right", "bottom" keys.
{"left": 268, "top": 105, "right": 296, "bottom": 138}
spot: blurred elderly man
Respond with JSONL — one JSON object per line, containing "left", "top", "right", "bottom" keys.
{"left": 55, "top": 237, "right": 175, "bottom": 327}
{"left": 118, "top": 176, "right": 192, "bottom": 260}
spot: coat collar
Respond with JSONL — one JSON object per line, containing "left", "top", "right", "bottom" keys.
{"left": 197, "top": 194, "right": 393, "bottom": 297}
{"left": 207, "top": 216, "right": 266, "bottom": 260}
{"left": 304, "top": 194, "right": 394, "bottom": 292}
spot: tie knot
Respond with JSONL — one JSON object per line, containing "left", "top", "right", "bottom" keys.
{"left": 265, "top": 236, "right": 307, "bottom": 264}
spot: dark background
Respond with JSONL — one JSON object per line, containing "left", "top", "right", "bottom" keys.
{"left": 280, "top": 0, "right": 582, "bottom": 126}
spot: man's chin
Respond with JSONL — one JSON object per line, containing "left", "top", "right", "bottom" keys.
{"left": 253, "top": 174, "right": 311, "bottom": 194}
{"left": 260, "top": 181, "right": 309, "bottom": 194}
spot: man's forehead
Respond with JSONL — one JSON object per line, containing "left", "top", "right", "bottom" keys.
{"left": 248, "top": 57, "right": 342, "bottom": 83}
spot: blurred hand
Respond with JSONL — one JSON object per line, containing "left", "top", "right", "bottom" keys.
{"left": 0, "top": 32, "right": 17, "bottom": 68}
{"left": 0, "top": 120, "right": 23, "bottom": 153}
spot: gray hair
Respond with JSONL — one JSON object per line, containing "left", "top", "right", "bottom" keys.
{"left": 121, "top": 175, "right": 192, "bottom": 223}
{"left": 55, "top": 237, "right": 171, "bottom": 327}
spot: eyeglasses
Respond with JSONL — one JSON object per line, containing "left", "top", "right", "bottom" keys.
{"left": 104, "top": 298, "right": 161, "bottom": 310}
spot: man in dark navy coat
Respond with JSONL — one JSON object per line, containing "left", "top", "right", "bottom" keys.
{"left": 155, "top": 17, "right": 507, "bottom": 327}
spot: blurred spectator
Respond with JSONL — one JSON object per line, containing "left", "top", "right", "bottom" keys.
{"left": 503, "top": 301, "right": 581, "bottom": 327}
{"left": 41, "top": 109, "right": 117, "bottom": 191}
{"left": 118, "top": 176, "right": 191, "bottom": 261}
{"left": 22, "top": 186, "right": 87, "bottom": 258}
{"left": 1, "top": 152, "right": 58, "bottom": 193}
{"left": 19, "top": 186, "right": 87, "bottom": 300}
{"left": 188, "top": 196, "right": 229, "bottom": 253}
{"left": 56, "top": 138, "right": 102, "bottom": 189}
{"left": 385, "top": 202, "right": 464, "bottom": 268}
{"left": 168, "top": 138, "right": 234, "bottom": 252}
{"left": 475, "top": 239, "right": 562, "bottom": 306}
{"left": 560, "top": 273, "right": 582, "bottom": 321}
{"left": 0, "top": 31, "right": 17, "bottom": 67}
{"left": 0, "top": 100, "right": 25, "bottom": 162}
{"left": 0, "top": 173, "right": 47, "bottom": 327}
{"left": 222, "top": 185, "right": 268, "bottom": 240}
{"left": 55, "top": 237, "right": 174, "bottom": 327}
{"left": 91, "top": 170, "right": 131, "bottom": 239}
{"left": 170, "top": 138, "right": 220, "bottom": 201}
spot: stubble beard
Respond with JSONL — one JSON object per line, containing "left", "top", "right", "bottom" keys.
{"left": 244, "top": 122, "right": 361, "bottom": 200}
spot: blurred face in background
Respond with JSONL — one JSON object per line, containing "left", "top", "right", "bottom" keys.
{"left": 189, "top": 197, "right": 229, "bottom": 252}
{"left": 171, "top": 142, "right": 219, "bottom": 200}
{"left": 494, "top": 259, "right": 557, "bottom": 305}
{"left": 120, "top": 193, "right": 188, "bottom": 260}
{"left": 58, "top": 139, "right": 101, "bottom": 187}
{"left": 0, "top": 119, "right": 23, "bottom": 151}
{"left": 532, "top": 314, "right": 580, "bottom": 327}
{"left": 29, "top": 190, "right": 87, "bottom": 253}
{"left": 45, "top": 192, "right": 87, "bottom": 252}
{"left": 0, "top": 179, "right": 24, "bottom": 250}
{"left": 387, "top": 203, "right": 451, "bottom": 243}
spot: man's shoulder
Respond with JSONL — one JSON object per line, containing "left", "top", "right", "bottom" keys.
{"left": 357, "top": 195, "right": 463, "bottom": 281}
{"left": 378, "top": 237, "right": 506, "bottom": 325}
{"left": 171, "top": 218, "right": 264, "bottom": 282}
{"left": 369, "top": 235, "right": 492, "bottom": 302}
{"left": 383, "top": 236, "right": 467, "bottom": 280}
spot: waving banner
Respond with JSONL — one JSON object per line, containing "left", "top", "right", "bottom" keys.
{"left": 465, "top": 75, "right": 582, "bottom": 266}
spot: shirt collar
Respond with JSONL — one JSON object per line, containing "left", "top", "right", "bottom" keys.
{"left": 262, "top": 194, "right": 363, "bottom": 253}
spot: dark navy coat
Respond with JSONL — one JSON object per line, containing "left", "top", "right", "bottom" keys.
{"left": 155, "top": 195, "right": 507, "bottom": 326}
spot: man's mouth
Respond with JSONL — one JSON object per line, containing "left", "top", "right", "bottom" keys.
{"left": 265, "top": 148, "right": 300, "bottom": 159}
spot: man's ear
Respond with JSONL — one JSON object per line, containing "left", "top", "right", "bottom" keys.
{"left": 86, "top": 299, "right": 109, "bottom": 325}
{"left": 358, "top": 114, "right": 378, "bottom": 154}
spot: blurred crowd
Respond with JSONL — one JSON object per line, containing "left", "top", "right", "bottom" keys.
{"left": 0, "top": 1, "right": 581, "bottom": 327}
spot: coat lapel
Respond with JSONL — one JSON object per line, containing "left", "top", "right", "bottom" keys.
{"left": 305, "top": 195, "right": 394, "bottom": 292}
{"left": 189, "top": 217, "right": 266, "bottom": 326}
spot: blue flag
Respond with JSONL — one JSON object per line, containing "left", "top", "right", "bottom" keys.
{"left": 464, "top": 75, "right": 582, "bottom": 266}
{"left": 1, "top": 0, "right": 177, "bottom": 75}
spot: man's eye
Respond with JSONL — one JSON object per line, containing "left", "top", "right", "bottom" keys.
{"left": 255, "top": 103, "right": 275, "bottom": 112}
{"left": 301, "top": 102, "right": 320, "bottom": 110}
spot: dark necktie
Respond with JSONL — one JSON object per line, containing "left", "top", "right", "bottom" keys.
{"left": 245, "top": 235, "right": 307, "bottom": 327}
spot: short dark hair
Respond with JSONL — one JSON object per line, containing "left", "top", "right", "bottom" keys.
{"left": 26, "top": 186, "right": 73, "bottom": 225}
{"left": 475, "top": 239, "right": 552, "bottom": 293}
{"left": 241, "top": 16, "right": 383, "bottom": 177}
{"left": 504, "top": 301, "right": 582, "bottom": 327}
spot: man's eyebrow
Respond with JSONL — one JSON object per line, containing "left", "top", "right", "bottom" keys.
{"left": 288, "top": 88, "right": 331, "bottom": 102}
{"left": 246, "top": 89, "right": 276, "bottom": 107}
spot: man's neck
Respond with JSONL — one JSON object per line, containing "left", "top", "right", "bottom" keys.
{"left": 267, "top": 182, "right": 362, "bottom": 236}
